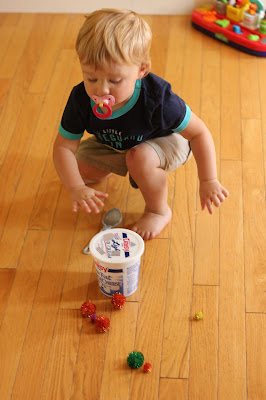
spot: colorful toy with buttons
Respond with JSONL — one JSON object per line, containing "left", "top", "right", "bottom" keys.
{"left": 191, "top": 0, "right": 266, "bottom": 56}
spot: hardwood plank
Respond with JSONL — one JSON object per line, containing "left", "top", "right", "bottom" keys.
{"left": 62, "top": 14, "right": 84, "bottom": 49}
{"left": 0, "top": 268, "right": 15, "bottom": 323}
{"left": 194, "top": 47, "right": 221, "bottom": 285}
{"left": 0, "top": 93, "right": 43, "bottom": 237}
{"left": 0, "top": 14, "right": 35, "bottom": 79}
{"left": 240, "top": 58, "right": 260, "bottom": 119}
{"left": 129, "top": 239, "right": 169, "bottom": 400}
{"left": 181, "top": 25, "right": 202, "bottom": 113}
{"left": 157, "top": 16, "right": 189, "bottom": 239}
{"left": 100, "top": 303, "right": 139, "bottom": 400}
{"left": 180, "top": 24, "right": 200, "bottom": 240}
{"left": 257, "top": 58, "right": 266, "bottom": 188}
{"left": 159, "top": 378, "right": 188, "bottom": 400}
{"left": 188, "top": 286, "right": 218, "bottom": 400}
{"left": 242, "top": 119, "right": 266, "bottom": 312}
{"left": 69, "top": 283, "right": 112, "bottom": 400}
{"left": 194, "top": 63, "right": 220, "bottom": 285}
{"left": 0, "top": 14, "right": 53, "bottom": 167}
{"left": 258, "top": 58, "right": 266, "bottom": 131}
{"left": 29, "top": 14, "right": 70, "bottom": 93}
{"left": 219, "top": 160, "right": 246, "bottom": 399}
{"left": 150, "top": 15, "right": 169, "bottom": 77}
{"left": 28, "top": 145, "right": 61, "bottom": 230}
{"left": 0, "top": 49, "right": 75, "bottom": 268}
{"left": 0, "top": 78, "right": 10, "bottom": 110}
{"left": 0, "top": 230, "right": 49, "bottom": 400}
{"left": 246, "top": 314, "right": 266, "bottom": 400}
{"left": 202, "top": 33, "right": 221, "bottom": 66}
{"left": 164, "top": 15, "right": 189, "bottom": 93}
{"left": 0, "top": 26, "right": 15, "bottom": 63}
{"left": 59, "top": 183, "right": 107, "bottom": 309}
{"left": 11, "top": 188, "right": 78, "bottom": 400}
{"left": 1, "top": 13, "right": 21, "bottom": 26}
{"left": 220, "top": 45, "right": 241, "bottom": 160}
{"left": 29, "top": 57, "right": 82, "bottom": 230}
{"left": 39, "top": 310, "right": 82, "bottom": 400}
{"left": 161, "top": 166, "right": 194, "bottom": 378}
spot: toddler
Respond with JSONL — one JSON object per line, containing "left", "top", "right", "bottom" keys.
{"left": 53, "top": 8, "right": 229, "bottom": 240}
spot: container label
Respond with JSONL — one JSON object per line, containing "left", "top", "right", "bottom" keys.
{"left": 94, "top": 232, "right": 138, "bottom": 259}
{"left": 95, "top": 259, "right": 140, "bottom": 297}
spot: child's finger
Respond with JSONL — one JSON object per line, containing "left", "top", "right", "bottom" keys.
{"left": 206, "top": 198, "right": 213, "bottom": 214}
{"left": 212, "top": 195, "right": 221, "bottom": 208}
{"left": 81, "top": 200, "right": 92, "bottom": 213}
{"left": 72, "top": 201, "right": 79, "bottom": 212}
{"left": 222, "top": 187, "right": 229, "bottom": 197}
{"left": 95, "top": 190, "right": 109, "bottom": 198}
{"left": 200, "top": 198, "right": 206, "bottom": 211}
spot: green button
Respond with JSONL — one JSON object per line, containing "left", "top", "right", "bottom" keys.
{"left": 247, "top": 34, "right": 260, "bottom": 41}
{"left": 215, "top": 19, "right": 230, "bottom": 28}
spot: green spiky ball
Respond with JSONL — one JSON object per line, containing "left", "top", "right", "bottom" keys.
{"left": 127, "top": 351, "right": 144, "bottom": 369}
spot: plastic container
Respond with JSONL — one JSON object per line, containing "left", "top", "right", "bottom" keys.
{"left": 89, "top": 228, "right": 145, "bottom": 297}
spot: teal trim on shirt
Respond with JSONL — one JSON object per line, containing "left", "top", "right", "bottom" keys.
{"left": 90, "top": 79, "right": 142, "bottom": 120}
{"left": 173, "top": 105, "right": 191, "bottom": 132}
{"left": 59, "top": 123, "right": 84, "bottom": 140}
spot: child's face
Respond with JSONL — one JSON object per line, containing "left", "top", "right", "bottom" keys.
{"left": 81, "top": 62, "right": 146, "bottom": 111}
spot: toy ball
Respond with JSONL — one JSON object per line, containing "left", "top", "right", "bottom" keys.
{"left": 195, "top": 311, "right": 204, "bottom": 320}
{"left": 127, "top": 351, "right": 144, "bottom": 369}
{"left": 143, "top": 362, "right": 152, "bottom": 373}
{"left": 95, "top": 316, "right": 110, "bottom": 333}
{"left": 80, "top": 301, "right": 96, "bottom": 318}
{"left": 111, "top": 292, "right": 126, "bottom": 309}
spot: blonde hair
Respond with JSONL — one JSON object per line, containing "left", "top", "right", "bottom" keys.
{"left": 76, "top": 9, "right": 152, "bottom": 72}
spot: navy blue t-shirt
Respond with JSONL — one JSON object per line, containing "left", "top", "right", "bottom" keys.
{"left": 59, "top": 73, "right": 191, "bottom": 151}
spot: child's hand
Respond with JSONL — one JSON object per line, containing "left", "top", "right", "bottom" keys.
{"left": 199, "top": 179, "right": 229, "bottom": 214}
{"left": 70, "top": 185, "right": 108, "bottom": 213}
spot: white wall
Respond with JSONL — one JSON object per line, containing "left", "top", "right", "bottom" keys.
{"left": 0, "top": 0, "right": 213, "bottom": 15}
{"left": 0, "top": 0, "right": 265, "bottom": 14}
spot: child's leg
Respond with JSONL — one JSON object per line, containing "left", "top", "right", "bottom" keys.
{"left": 77, "top": 159, "right": 112, "bottom": 184}
{"left": 126, "top": 143, "right": 172, "bottom": 240}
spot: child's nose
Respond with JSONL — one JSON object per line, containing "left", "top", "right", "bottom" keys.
{"left": 96, "top": 81, "right": 110, "bottom": 96}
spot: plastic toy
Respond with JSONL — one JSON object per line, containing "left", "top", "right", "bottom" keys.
{"left": 111, "top": 292, "right": 126, "bottom": 309}
{"left": 143, "top": 362, "right": 152, "bottom": 373}
{"left": 127, "top": 351, "right": 144, "bottom": 369}
{"left": 191, "top": 0, "right": 266, "bottom": 56}
{"left": 95, "top": 316, "right": 110, "bottom": 333}
{"left": 92, "top": 94, "right": 115, "bottom": 119}
{"left": 195, "top": 311, "right": 204, "bottom": 320}
{"left": 80, "top": 301, "right": 97, "bottom": 317}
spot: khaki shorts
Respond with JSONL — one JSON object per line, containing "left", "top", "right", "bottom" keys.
{"left": 76, "top": 134, "right": 192, "bottom": 186}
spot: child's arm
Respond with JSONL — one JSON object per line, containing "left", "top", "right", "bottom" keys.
{"left": 180, "top": 112, "right": 229, "bottom": 214}
{"left": 53, "top": 133, "right": 108, "bottom": 213}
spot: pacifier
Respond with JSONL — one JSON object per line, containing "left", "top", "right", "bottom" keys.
{"left": 92, "top": 95, "right": 115, "bottom": 119}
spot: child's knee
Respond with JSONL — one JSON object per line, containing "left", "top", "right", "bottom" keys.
{"left": 126, "top": 143, "right": 159, "bottom": 172}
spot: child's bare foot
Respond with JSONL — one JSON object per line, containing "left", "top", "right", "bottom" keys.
{"left": 132, "top": 206, "right": 172, "bottom": 240}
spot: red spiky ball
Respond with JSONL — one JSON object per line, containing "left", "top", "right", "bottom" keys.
{"left": 143, "top": 362, "right": 152, "bottom": 373}
{"left": 111, "top": 292, "right": 126, "bottom": 309}
{"left": 80, "top": 301, "right": 96, "bottom": 318}
{"left": 95, "top": 316, "right": 110, "bottom": 333}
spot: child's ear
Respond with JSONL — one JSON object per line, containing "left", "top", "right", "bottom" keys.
{"left": 138, "top": 64, "right": 148, "bottom": 79}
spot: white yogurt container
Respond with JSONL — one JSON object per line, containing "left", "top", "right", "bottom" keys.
{"left": 89, "top": 228, "right": 145, "bottom": 297}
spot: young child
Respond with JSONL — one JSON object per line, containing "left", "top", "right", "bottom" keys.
{"left": 53, "top": 8, "right": 229, "bottom": 240}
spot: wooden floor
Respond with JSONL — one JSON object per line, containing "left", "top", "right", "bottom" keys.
{"left": 0, "top": 13, "right": 265, "bottom": 400}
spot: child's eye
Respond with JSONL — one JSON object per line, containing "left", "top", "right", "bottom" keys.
{"left": 88, "top": 78, "right": 97, "bottom": 83}
{"left": 110, "top": 79, "right": 121, "bottom": 84}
